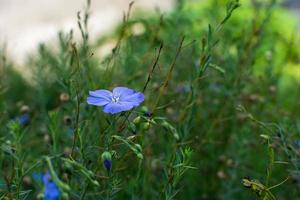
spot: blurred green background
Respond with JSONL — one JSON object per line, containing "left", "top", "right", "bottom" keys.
{"left": 1, "top": 0, "right": 300, "bottom": 199}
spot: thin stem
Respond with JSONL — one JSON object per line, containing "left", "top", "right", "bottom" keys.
{"left": 71, "top": 44, "right": 82, "bottom": 158}
{"left": 152, "top": 36, "right": 185, "bottom": 114}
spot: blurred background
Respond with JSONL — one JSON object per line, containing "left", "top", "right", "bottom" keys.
{"left": 0, "top": 0, "right": 174, "bottom": 64}
{"left": 1, "top": 0, "right": 300, "bottom": 199}
{"left": 1, "top": 0, "right": 298, "bottom": 64}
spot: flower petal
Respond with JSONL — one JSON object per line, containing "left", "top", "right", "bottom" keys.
{"left": 43, "top": 172, "right": 60, "bottom": 200}
{"left": 45, "top": 182, "right": 60, "bottom": 199}
{"left": 103, "top": 102, "right": 134, "bottom": 114}
{"left": 87, "top": 96, "right": 110, "bottom": 106}
{"left": 89, "top": 90, "right": 112, "bottom": 100}
{"left": 113, "top": 87, "right": 135, "bottom": 96}
{"left": 43, "top": 172, "right": 51, "bottom": 185}
{"left": 121, "top": 92, "right": 145, "bottom": 107}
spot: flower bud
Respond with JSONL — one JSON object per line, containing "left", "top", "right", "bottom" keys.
{"left": 134, "top": 144, "right": 142, "bottom": 152}
{"left": 101, "top": 151, "right": 112, "bottom": 171}
{"left": 133, "top": 116, "right": 141, "bottom": 124}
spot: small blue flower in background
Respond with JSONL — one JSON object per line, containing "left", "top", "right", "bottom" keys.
{"left": 14, "top": 113, "right": 30, "bottom": 126}
{"left": 43, "top": 172, "right": 60, "bottom": 200}
{"left": 32, "top": 172, "right": 43, "bottom": 182}
{"left": 295, "top": 139, "right": 300, "bottom": 149}
{"left": 87, "top": 87, "right": 144, "bottom": 114}
{"left": 176, "top": 84, "right": 190, "bottom": 94}
{"left": 67, "top": 128, "right": 74, "bottom": 138}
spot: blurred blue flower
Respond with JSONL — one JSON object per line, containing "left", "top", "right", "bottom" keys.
{"left": 43, "top": 172, "right": 60, "bottom": 200}
{"left": 32, "top": 172, "right": 43, "bottom": 182}
{"left": 87, "top": 87, "right": 144, "bottom": 114}
{"left": 295, "top": 139, "right": 300, "bottom": 149}
{"left": 14, "top": 113, "right": 30, "bottom": 126}
{"left": 176, "top": 84, "right": 190, "bottom": 94}
{"left": 67, "top": 128, "right": 74, "bottom": 138}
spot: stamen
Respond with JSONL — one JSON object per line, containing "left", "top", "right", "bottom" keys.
{"left": 111, "top": 93, "right": 120, "bottom": 103}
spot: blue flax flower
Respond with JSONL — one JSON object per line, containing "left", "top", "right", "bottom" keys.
{"left": 43, "top": 172, "right": 60, "bottom": 200}
{"left": 32, "top": 172, "right": 43, "bottom": 182}
{"left": 87, "top": 87, "right": 144, "bottom": 114}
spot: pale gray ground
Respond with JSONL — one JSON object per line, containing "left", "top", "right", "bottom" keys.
{"left": 0, "top": 0, "right": 299, "bottom": 64}
{"left": 0, "top": 0, "right": 174, "bottom": 64}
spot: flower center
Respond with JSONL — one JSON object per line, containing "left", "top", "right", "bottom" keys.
{"left": 111, "top": 93, "right": 120, "bottom": 103}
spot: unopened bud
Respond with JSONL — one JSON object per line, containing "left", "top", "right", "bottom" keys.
{"left": 135, "top": 144, "right": 142, "bottom": 153}
{"left": 101, "top": 151, "right": 112, "bottom": 171}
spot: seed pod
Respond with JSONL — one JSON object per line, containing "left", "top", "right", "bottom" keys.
{"left": 37, "top": 193, "right": 44, "bottom": 199}
{"left": 141, "top": 122, "right": 150, "bottom": 130}
{"left": 133, "top": 116, "right": 141, "bottom": 124}
{"left": 60, "top": 93, "right": 70, "bottom": 103}
{"left": 44, "top": 134, "right": 50, "bottom": 143}
{"left": 20, "top": 105, "right": 30, "bottom": 113}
